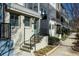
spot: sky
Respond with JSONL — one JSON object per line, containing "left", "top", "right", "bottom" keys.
{"left": 61, "top": 3, "right": 73, "bottom": 20}
{"left": 62, "top": 3, "right": 79, "bottom": 20}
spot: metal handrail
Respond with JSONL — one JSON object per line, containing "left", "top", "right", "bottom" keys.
{"left": 20, "top": 32, "right": 40, "bottom": 50}
{"left": 30, "top": 34, "right": 36, "bottom": 49}
{"left": 0, "top": 40, "right": 13, "bottom": 56}
{"left": 1, "top": 48, "right": 13, "bottom": 56}
{"left": 29, "top": 32, "right": 40, "bottom": 45}
{"left": 0, "top": 40, "right": 9, "bottom": 49}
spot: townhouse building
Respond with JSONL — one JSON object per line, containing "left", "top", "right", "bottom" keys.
{"left": 0, "top": 3, "right": 71, "bottom": 55}
{"left": 0, "top": 3, "right": 49, "bottom": 55}
{"left": 60, "top": 3, "right": 71, "bottom": 36}
{"left": 48, "top": 3, "right": 61, "bottom": 38}
{"left": 40, "top": 3, "right": 70, "bottom": 39}
{"left": 40, "top": 3, "right": 62, "bottom": 38}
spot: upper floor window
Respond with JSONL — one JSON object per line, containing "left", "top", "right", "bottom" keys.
{"left": 17, "top": 3, "right": 25, "bottom": 6}
{"left": 61, "top": 16, "right": 65, "bottom": 23}
{"left": 24, "top": 16, "right": 30, "bottom": 26}
{"left": 28, "top": 3, "right": 33, "bottom": 9}
{"left": 56, "top": 10, "right": 60, "bottom": 19}
{"left": 56, "top": 3, "right": 60, "bottom": 10}
{"left": 10, "top": 13, "right": 19, "bottom": 26}
{"left": 41, "top": 8, "right": 47, "bottom": 20}
{"left": 33, "top": 3, "right": 38, "bottom": 12}
{"left": 27, "top": 3, "right": 38, "bottom": 12}
{"left": 0, "top": 3, "right": 2, "bottom": 13}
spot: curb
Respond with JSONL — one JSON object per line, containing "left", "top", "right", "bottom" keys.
{"left": 32, "top": 44, "right": 60, "bottom": 56}
{"left": 46, "top": 44, "right": 60, "bottom": 56}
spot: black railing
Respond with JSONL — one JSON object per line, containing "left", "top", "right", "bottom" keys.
{"left": 0, "top": 23, "right": 13, "bottom": 56}
{"left": 30, "top": 34, "right": 35, "bottom": 50}
{"left": 20, "top": 32, "right": 42, "bottom": 51}
{"left": 0, "top": 40, "right": 13, "bottom": 56}
{"left": 29, "top": 32, "right": 43, "bottom": 51}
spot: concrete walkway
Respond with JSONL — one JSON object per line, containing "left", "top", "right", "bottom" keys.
{"left": 12, "top": 33, "right": 79, "bottom": 56}
{"left": 48, "top": 33, "right": 79, "bottom": 56}
{"left": 12, "top": 47, "right": 33, "bottom": 56}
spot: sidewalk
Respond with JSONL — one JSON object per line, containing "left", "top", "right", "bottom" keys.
{"left": 12, "top": 47, "right": 33, "bottom": 56}
{"left": 48, "top": 33, "right": 79, "bottom": 56}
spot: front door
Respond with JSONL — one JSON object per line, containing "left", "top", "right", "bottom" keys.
{"left": 24, "top": 17, "right": 39, "bottom": 41}
{"left": 24, "top": 17, "right": 34, "bottom": 41}
{"left": 34, "top": 19, "right": 39, "bottom": 34}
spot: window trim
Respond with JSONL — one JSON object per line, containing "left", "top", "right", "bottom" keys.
{"left": 10, "top": 13, "right": 20, "bottom": 27}
{"left": 10, "top": 13, "right": 20, "bottom": 35}
{"left": 0, "top": 23, "right": 11, "bottom": 40}
{"left": 23, "top": 16, "right": 31, "bottom": 28}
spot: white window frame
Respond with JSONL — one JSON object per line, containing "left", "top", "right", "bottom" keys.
{"left": 24, "top": 16, "right": 31, "bottom": 28}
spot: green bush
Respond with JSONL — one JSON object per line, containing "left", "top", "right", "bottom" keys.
{"left": 76, "top": 29, "right": 79, "bottom": 32}
{"left": 48, "top": 36, "right": 60, "bottom": 45}
{"left": 76, "top": 33, "right": 79, "bottom": 39}
{"left": 62, "top": 27, "right": 70, "bottom": 35}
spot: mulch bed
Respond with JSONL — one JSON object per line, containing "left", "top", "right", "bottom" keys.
{"left": 34, "top": 45, "right": 57, "bottom": 56}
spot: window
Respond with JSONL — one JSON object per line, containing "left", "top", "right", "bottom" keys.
{"left": 56, "top": 25, "right": 61, "bottom": 34}
{"left": 0, "top": 3, "right": 3, "bottom": 22}
{"left": 28, "top": 3, "right": 38, "bottom": 12}
{"left": 56, "top": 10, "right": 60, "bottom": 19}
{"left": 41, "top": 9, "right": 47, "bottom": 20}
{"left": 33, "top": 3, "right": 38, "bottom": 12}
{"left": 61, "top": 16, "right": 64, "bottom": 22}
{"left": 0, "top": 4, "right": 2, "bottom": 14}
{"left": 28, "top": 3, "right": 33, "bottom": 9}
{"left": 49, "top": 24, "right": 51, "bottom": 29}
{"left": 10, "top": 13, "right": 19, "bottom": 26}
{"left": 24, "top": 16, "right": 30, "bottom": 26}
{"left": 52, "top": 25, "right": 55, "bottom": 29}
{"left": 34, "top": 19, "right": 38, "bottom": 29}
{"left": 57, "top": 4, "right": 60, "bottom": 10}
{"left": 0, "top": 23, "right": 11, "bottom": 39}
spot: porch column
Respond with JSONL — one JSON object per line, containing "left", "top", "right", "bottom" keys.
{"left": 30, "top": 17, "right": 35, "bottom": 33}
{"left": 19, "top": 15, "right": 25, "bottom": 28}
{"left": 38, "top": 3, "right": 40, "bottom": 13}
{"left": 18, "top": 15, "right": 25, "bottom": 43}
{"left": 4, "top": 11, "right": 10, "bottom": 23}
{"left": 38, "top": 19, "right": 40, "bottom": 33}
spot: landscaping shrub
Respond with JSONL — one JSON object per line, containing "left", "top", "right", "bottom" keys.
{"left": 76, "top": 29, "right": 79, "bottom": 32}
{"left": 76, "top": 33, "right": 79, "bottom": 39}
{"left": 48, "top": 36, "right": 60, "bottom": 45}
{"left": 72, "top": 33, "right": 79, "bottom": 51}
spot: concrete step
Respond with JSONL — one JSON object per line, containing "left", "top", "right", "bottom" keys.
{"left": 20, "top": 42, "right": 34, "bottom": 52}
{"left": 22, "top": 44, "right": 31, "bottom": 47}
{"left": 22, "top": 45, "right": 33, "bottom": 49}
{"left": 24, "top": 43, "right": 35, "bottom": 46}
{"left": 20, "top": 46, "right": 31, "bottom": 52}
{"left": 31, "top": 40, "right": 39, "bottom": 43}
